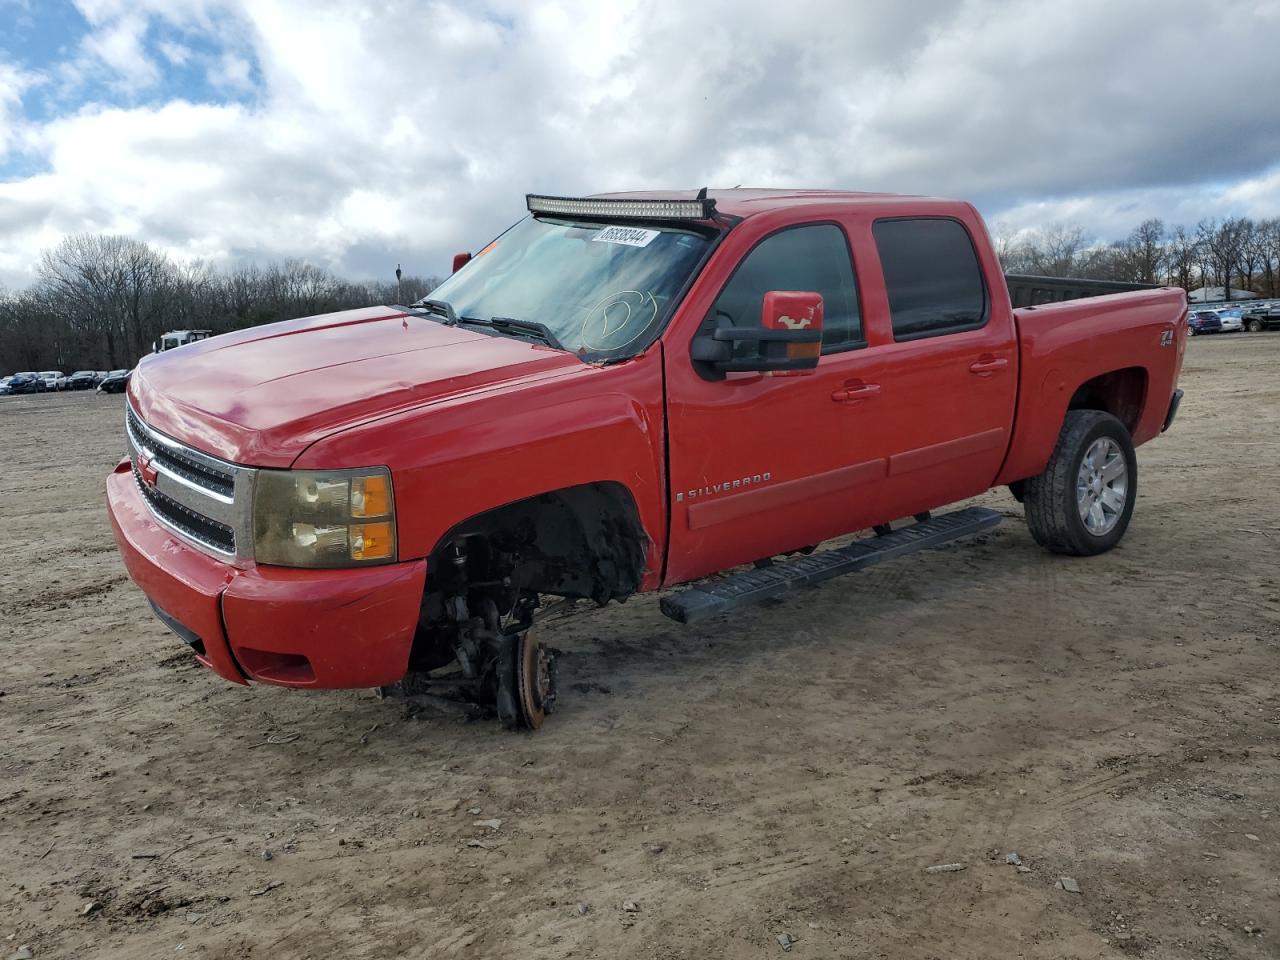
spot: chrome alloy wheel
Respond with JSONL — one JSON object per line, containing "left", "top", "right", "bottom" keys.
{"left": 1076, "top": 437, "right": 1128, "bottom": 535}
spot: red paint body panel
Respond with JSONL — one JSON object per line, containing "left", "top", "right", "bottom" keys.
{"left": 221, "top": 559, "right": 427, "bottom": 688}
{"left": 108, "top": 456, "right": 428, "bottom": 689}
{"left": 294, "top": 347, "right": 669, "bottom": 590}
{"left": 129, "top": 306, "right": 581, "bottom": 467}
{"left": 659, "top": 200, "right": 1019, "bottom": 583}
{"left": 105, "top": 188, "right": 1188, "bottom": 692}
{"left": 107, "top": 459, "right": 246, "bottom": 684}
{"left": 995, "top": 288, "right": 1187, "bottom": 485}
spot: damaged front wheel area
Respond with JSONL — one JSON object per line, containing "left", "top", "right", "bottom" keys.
{"left": 498, "top": 628, "right": 557, "bottom": 730}
{"left": 384, "top": 598, "right": 557, "bottom": 732}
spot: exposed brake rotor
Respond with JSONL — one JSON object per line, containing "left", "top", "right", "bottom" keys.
{"left": 513, "top": 629, "right": 556, "bottom": 730}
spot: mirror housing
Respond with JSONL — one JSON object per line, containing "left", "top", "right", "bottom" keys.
{"left": 691, "top": 291, "right": 824, "bottom": 377}
{"left": 451, "top": 251, "right": 472, "bottom": 273}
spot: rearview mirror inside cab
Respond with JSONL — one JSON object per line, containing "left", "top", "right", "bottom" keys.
{"left": 691, "top": 290, "right": 824, "bottom": 378}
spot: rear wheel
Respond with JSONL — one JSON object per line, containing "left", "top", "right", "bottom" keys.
{"left": 1246, "top": 317, "right": 1264, "bottom": 333}
{"left": 1023, "top": 410, "right": 1137, "bottom": 556}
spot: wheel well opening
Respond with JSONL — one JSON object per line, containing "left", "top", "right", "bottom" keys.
{"left": 427, "top": 482, "right": 649, "bottom": 607}
{"left": 1067, "top": 367, "right": 1147, "bottom": 434}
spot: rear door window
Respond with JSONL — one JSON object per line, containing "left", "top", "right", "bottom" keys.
{"left": 873, "top": 218, "right": 988, "bottom": 340}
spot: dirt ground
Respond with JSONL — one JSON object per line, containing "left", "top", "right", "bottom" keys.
{"left": 1, "top": 334, "right": 1277, "bottom": 960}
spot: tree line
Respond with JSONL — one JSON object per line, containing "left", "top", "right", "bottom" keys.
{"left": 994, "top": 216, "right": 1280, "bottom": 299}
{"left": 5, "top": 216, "right": 1280, "bottom": 372}
{"left": 0, "top": 234, "right": 441, "bottom": 373}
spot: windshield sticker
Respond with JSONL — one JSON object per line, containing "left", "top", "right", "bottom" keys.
{"left": 592, "top": 226, "right": 660, "bottom": 248}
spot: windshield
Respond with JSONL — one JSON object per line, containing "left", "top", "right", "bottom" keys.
{"left": 423, "top": 216, "right": 713, "bottom": 357}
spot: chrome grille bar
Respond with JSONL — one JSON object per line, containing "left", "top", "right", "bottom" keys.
{"left": 126, "top": 400, "right": 256, "bottom": 561}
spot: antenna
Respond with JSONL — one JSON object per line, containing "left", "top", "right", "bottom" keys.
{"left": 695, "top": 186, "right": 708, "bottom": 200}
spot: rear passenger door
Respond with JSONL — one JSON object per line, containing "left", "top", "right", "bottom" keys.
{"left": 865, "top": 217, "right": 1018, "bottom": 521}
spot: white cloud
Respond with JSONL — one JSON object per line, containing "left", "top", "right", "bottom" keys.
{"left": 207, "top": 50, "right": 252, "bottom": 92}
{"left": 1, "top": 0, "right": 1279, "bottom": 286}
{"left": 0, "top": 62, "right": 35, "bottom": 157}
{"left": 158, "top": 40, "right": 193, "bottom": 66}
{"left": 78, "top": 12, "right": 159, "bottom": 90}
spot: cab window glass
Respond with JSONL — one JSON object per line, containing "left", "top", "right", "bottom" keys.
{"left": 709, "top": 224, "right": 861, "bottom": 352}
{"left": 873, "top": 218, "right": 987, "bottom": 339}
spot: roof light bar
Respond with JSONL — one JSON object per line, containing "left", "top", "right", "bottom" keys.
{"left": 526, "top": 194, "right": 716, "bottom": 220}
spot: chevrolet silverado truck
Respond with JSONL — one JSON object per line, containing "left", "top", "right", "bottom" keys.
{"left": 108, "top": 189, "right": 1188, "bottom": 729}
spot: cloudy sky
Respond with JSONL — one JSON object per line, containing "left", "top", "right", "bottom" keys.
{"left": 1, "top": 0, "right": 1279, "bottom": 287}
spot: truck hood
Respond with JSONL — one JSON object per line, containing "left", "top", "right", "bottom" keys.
{"left": 129, "top": 306, "right": 583, "bottom": 467}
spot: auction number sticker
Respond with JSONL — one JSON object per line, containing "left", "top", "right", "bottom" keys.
{"left": 592, "top": 225, "right": 659, "bottom": 248}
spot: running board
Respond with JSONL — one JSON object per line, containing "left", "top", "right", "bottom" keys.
{"left": 659, "top": 506, "right": 1002, "bottom": 624}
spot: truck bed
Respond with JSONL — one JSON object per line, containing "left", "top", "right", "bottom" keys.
{"left": 1006, "top": 273, "right": 1160, "bottom": 308}
{"left": 995, "top": 286, "right": 1188, "bottom": 486}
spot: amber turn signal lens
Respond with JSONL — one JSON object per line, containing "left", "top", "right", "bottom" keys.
{"left": 352, "top": 475, "right": 391, "bottom": 518}
{"left": 350, "top": 521, "right": 394, "bottom": 562}
{"left": 786, "top": 340, "right": 822, "bottom": 359}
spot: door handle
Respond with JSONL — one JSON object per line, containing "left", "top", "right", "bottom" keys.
{"left": 969, "top": 355, "right": 1009, "bottom": 375}
{"left": 831, "top": 381, "right": 881, "bottom": 402}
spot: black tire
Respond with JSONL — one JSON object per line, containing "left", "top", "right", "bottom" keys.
{"left": 1246, "top": 318, "right": 1264, "bottom": 333}
{"left": 1023, "top": 410, "right": 1137, "bottom": 556}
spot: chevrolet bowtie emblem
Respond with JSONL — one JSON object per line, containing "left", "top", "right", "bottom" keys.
{"left": 138, "top": 455, "right": 158, "bottom": 488}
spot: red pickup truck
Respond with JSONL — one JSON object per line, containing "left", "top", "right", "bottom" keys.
{"left": 108, "top": 189, "right": 1187, "bottom": 729}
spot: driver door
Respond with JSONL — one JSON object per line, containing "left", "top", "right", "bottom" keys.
{"left": 662, "top": 221, "right": 897, "bottom": 585}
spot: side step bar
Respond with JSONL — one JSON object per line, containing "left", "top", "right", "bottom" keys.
{"left": 659, "top": 506, "right": 1002, "bottom": 624}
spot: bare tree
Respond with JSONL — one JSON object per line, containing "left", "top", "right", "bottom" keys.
{"left": 1127, "top": 219, "right": 1166, "bottom": 285}
{"left": 1013, "top": 223, "right": 1094, "bottom": 277}
{"left": 1237, "top": 219, "right": 1267, "bottom": 295}
{"left": 1196, "top": 218, "right": 1249, "bottom": 300}
{"left": 0, "top": 230, "right": 443, "bottom": 373}
{"left": 1164, "top": 225, "right": 1200, "bottom": 292}
{"left": 1256, "top": 218, "right": 1280, "bottom": 298}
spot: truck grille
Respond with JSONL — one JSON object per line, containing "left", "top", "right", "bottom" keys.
{"left": 126, "top": 401, "right": 255, "bottom": 561}
{"left": 132, "top": 462, "right": 237, "bottom": 553}
{"left": 126, "top": 407, "right": 234, "bottom": 498}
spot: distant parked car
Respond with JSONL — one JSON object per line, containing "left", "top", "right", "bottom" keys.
{"left": 1216, "top": 309, "right": 1245, "bottom": 333}
{"left": 0, "top": 376, "right": 12, "bottom": 395}
{"left": 1188, "top": 310, "right": 1223, "bottom": 335}
{"left": 7, "top": 372, "right": 47, "bottom": 394}
{"left": 64, "top": 370, "right": 99, "bottom": 391}
{"left": 97, "top": 369, "right": 132, "bottom": 394}
{"left": 1242, "top": 303, "right": 1280, "bottom": 332}
{"left": 38, "top": 371, "right": 63, "bottom": 391}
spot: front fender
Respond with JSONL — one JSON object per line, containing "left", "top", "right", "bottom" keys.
{"left": 292, "top": 350, "right": 668, "bottom": 591}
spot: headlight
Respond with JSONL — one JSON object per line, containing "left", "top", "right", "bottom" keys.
{"left": 253, "top": 467, "right": 396, "bottom": 567}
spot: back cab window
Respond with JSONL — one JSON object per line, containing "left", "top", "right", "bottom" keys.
{"left": 872, "top": 218, "right": 988, "bottom": 341}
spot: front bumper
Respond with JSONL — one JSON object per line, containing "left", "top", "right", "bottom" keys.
{"left": 107, "top": 458, "right": 428, "bottom": 688}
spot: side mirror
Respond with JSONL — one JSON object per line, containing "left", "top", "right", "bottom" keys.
{"left": 451, "top": 251, "right": 472, "bottom": 274}
{"left": 691, "top": 291, "right": 824, "bottom": 377}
